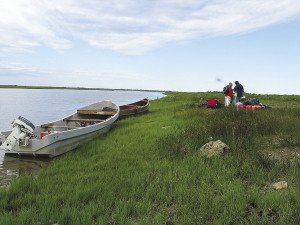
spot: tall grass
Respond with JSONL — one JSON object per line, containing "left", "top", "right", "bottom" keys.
{"left": 0, "top": 92, "right": 299, "bottom": 224}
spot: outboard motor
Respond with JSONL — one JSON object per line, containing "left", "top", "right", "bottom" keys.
{"left": 0, "top": 116, "right": 35, "bottom": 151}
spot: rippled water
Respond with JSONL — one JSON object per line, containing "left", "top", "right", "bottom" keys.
{"left": 0, "top": 88, "right": 163, "bottom": 186}
{"left": 0, "top": 153, "right": 51, "bottom": 187}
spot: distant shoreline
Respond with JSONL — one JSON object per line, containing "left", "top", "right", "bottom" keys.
{"left": 2, "top": 85, "right": 298, "bottom": 96}
{"left": 0, "top": 85, "right": 165, "bottom": 93}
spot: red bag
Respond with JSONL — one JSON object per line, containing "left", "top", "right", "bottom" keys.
{"left": 206, "top": 99, "right": 221, "bottom": 108}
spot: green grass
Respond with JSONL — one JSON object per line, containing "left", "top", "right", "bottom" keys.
{"left": 0, "top": 92, "right": 300, "bottom": 224}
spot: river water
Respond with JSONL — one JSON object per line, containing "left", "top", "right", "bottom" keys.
{"left": 0, "top": 88, "right": 164, "bottom": 187}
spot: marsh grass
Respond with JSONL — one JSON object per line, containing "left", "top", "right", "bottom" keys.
{"left": 0, "top": 92, "right": 300, "bottom": 224}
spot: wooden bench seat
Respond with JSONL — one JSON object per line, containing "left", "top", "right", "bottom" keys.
{"left": 41, "top": 125, "right": 76, "bottom": 129}
{"left": 64, "top": 118, "right": 105, "bottom": 122}
{"left": 77, "top": 110, "right": 116, "bottom": 115}
{"left": 124, "top": 105, "right": 139, "bottom": 108}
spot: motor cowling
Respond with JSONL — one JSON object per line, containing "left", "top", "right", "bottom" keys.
{"left": 0, "top": 116, "right": 35, "bottom": 151}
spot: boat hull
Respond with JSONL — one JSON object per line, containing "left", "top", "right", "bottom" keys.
{"left": 5, "top": 123, "right": 113, "bottom": 157}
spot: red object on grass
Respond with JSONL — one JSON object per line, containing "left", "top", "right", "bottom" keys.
{"left": 207, "top": 99, "right": 218, "bottom": 107}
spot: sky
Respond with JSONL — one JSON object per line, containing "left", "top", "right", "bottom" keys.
{"left": 0, "top": 0, "right": 300, "bottom": 94}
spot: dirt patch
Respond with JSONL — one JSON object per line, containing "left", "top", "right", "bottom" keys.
{"left": 246, "top": 202, "right": 263, "bottom": 218}
{"left": 245, "top": 202, "right": 279, "bottom": 224}
{"left": 264, "top": 147, "right": 300, "bottom": 166}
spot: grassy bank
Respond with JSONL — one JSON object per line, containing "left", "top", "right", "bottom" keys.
{"left": 0, "top": 92, "right": 300, "bottom": 224}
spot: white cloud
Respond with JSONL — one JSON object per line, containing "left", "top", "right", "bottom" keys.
{"left": 0, "top": 62, "right": 155, "bottom": 83}
{"left": 1, "top": 0, "right": 300, "bottom": 54}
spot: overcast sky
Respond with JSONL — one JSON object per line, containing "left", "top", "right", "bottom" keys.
{"left": 0, "top": 0, "right": 300, "bottom": 94}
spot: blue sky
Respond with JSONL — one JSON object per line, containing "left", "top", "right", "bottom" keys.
{"left": 0, "top": 0, "right": 300, "bottom": 94}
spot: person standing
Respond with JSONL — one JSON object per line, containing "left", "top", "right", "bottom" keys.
{"left": 224, "top": 82, "right": 233, "bottom": 107}
{"left": 233, "top": 81, "right": 244, "bottom": 104}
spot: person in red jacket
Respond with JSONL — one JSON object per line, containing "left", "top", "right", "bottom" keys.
{"left": 224, "top": 82, "right": 233, "bottom": 107}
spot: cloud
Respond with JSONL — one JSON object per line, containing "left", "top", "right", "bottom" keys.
{"left": 1, "top": 0, "right": 300, "bottom": 54}
{"left": 0, "top": 62, "right": 154, "bottom": 82}
{"left": 0, "top": 62, "right": 162, "bottom": 90}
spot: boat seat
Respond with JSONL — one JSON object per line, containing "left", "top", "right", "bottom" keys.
{"left": 41, "top": 125, "right": 76, "bottom": 129}
{"left": 122, "top": 105, "right": 139, "bottom": 109}
{"left": 76, "top": 110, "right": 116, "bottom": 115}
{"left": 64, "top": 118, "right": 105, "bottom": 122}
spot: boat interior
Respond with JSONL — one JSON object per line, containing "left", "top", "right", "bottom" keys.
{"left": 34, "top": 103, "right": 118, "bottom": 138}
{"left": 120, "top": 98, "right": 149, "bottom": 110}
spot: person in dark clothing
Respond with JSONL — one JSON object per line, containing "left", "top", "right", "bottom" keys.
{"left": 233, "top": 81, "right": 244, "bottom": 104}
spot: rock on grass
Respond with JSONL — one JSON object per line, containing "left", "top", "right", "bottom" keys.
{"left": 272, "top": 181, "right": 288, "bottom": 190}
{"left": 199, "top": 140, "right": 230, "bottom": 158}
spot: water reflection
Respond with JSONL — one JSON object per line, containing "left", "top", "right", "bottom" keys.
{"left": 0, "top": 151, "right": 51, "bottom": 187}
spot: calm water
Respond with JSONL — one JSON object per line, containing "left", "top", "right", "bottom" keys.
{"left": 0, "top": 89, "right": 164, "bottom": 187}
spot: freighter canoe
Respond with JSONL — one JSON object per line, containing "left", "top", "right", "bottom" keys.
{"left": 0, "top": 101, "right": 119, "bottom": 157}
{"left": 119, "top": 98, "right": 149, "bottom": 118}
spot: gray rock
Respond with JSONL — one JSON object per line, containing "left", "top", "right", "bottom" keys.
{"left": 272, "top": 181, "right": 288, "bottom": 190}
{"left": 200, "top": 140, "right": 230, "bottom": 157}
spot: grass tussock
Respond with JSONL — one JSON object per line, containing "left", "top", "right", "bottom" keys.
{"left": 0, "top": 92, "right": 300, "bottom": 224}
